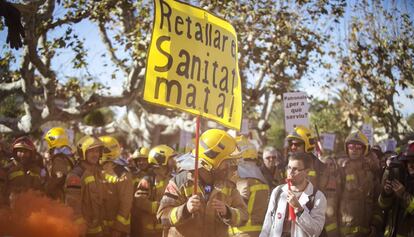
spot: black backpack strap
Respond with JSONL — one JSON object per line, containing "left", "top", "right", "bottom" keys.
{"left": 271, "top": 185, "right": 283, "bottom": 220}
{"left": 306, "top": 186, "right": 319, "bottom": 212}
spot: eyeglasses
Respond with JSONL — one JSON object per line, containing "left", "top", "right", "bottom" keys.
{"left": 265, "top": 156, "right": 277, "bottom": 160}
{"left": 287, "top": 166, "right": 306, "bottom": 173}
{"left": 347, "top": 143, "right": 364, "bottom": 150}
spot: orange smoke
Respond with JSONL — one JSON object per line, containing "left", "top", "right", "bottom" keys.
{"left": 0, "top": 190, "right": 84, "bottom": 237}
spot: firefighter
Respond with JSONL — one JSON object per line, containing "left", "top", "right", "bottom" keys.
{"left": 378, "top": 140, "right": 414, "bottom": 237}
{"left": 130, "top": 147, "right": 150, "bottom": 187}
{"left": 0, "top": 140, "right": 11, "bottom": 207}
{"left": 229, "top": 136, "right": 270, "bottom": 237}
{"left": 157, "top": 128, "right": 248, "bottom": 237}
{"left": 80, "top": 136, "right": 105, "bottom": 236}
{"left": 318, "top": 156, "right": 342, "bottom": 236}
{"left": 44, "top": 127, "right": 75, "bottom": 200}
{"left": 130, "top": 146, "right": 150, "bottom": 237}
{"left": 338, "top": 131, "right": 382, "bottom": 237}
{"left": 285, "top": 125, "right": 325, "bottom": 189}
{"left": 134, "top": 145, "right": 176, "bottom": 237}
{"left": 64, "top": 135, "right": 95, "bottom": 230}
{"left": 5, "top": 136, "right": 43, "bottom": 204}
{"left": 99, "top": 135, "right": 134, "bottom": 237}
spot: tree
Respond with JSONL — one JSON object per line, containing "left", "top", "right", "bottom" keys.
{"left": 0, "top": 0, "right": 345, "bottom": 146}
{"left": 335, "top": 0, "right": 414, "bottom": 143}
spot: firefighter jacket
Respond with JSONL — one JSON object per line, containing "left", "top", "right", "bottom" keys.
{"left": 5, "top": 160, "right": 43, "bottom": 199}
{"left": 81, "top": 164, "right": 104, "bottom": 236}
{"left": 45, "top": 153, "right": 74, "bottom": 201}
{"left": 338, "top": 158, "right": 382, "bottom": 237}
{"left": 0, "top": 158, "right": 9, "bottom": 207}
{"left": 131, "top": 168, "right": 149, "bottom": 237}
{"left": 134, "top": 171, "right": 170, "bottom": 237}
{"left": 229, "top": 177, "right": 270, "bottom": 237}
{"left": 65, "top": 164, "right": 85, "bottom": 228}
{"left": 100, "top": 162, "right": 134, "bottom": 235}
{"left": 378, "top": 171, "right": 414, "bottom": 237}
{"left": 307, "top": 154, "right": 326, "bottom": 190}
{"left": 318, "top": 160, "right": 343, "bottom": 237}
{"left": 260, "top": 164, "right": 285, "bottom": 190}
{"left": 157, "top": 170, "right": 249, "bottom": 237}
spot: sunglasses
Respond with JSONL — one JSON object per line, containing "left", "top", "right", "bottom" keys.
{"left": 347, "top": 143, "right": 364, "bottom": 150}
{"left": 288, "top": 141, "right": 304, "bottom": 147}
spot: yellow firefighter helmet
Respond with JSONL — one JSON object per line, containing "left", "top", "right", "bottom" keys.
{"left": 99, "top": 135, "right": 121, "bottom": 162}
{"left": 132, "top": 147, "right": 150, "bottom": 159}
{"left": 79, "top": 136, "right": 104, "bottom": 160}
{"left": 44, "top": 127, "right": 70, "bottom": 150}
{"left": 345, "top": 130, "right": 369, "bottom": 155}
{"left": 195, "top": 129, "right": 237, "bottom": 171}
{"left": 148, "top": 145, "right": 176, "bottom": 167}
{"left": 235, "top": 136, "right": 258, "bottom": 159}
{"left": 286, "top": 125, "right": 316, "bottom": 153}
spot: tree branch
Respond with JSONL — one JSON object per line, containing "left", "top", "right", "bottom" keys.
{"left": 98, "top": 20, "right": 129, "bottom": 74}
{"left": 0, "top": 79, "right": 23, "bottom": 92}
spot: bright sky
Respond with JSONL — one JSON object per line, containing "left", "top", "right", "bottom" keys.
{"left": 0, "top": 1, "right": 413, "bottom": 118}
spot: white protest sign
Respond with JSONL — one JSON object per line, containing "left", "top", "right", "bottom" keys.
{"left": 283, "top": 92, "right": 309, "bottom": 133}
{"left": 384, "top": 139, "right": 397, "bottom": 152}
{"left": 179, "top": 130, "right": 193, "bottom": 152}
{"left": 321, "top": 133, "right": 336, "bottom": 151}
{"left": 361, "top": 124, "right": 374, "bottom": 145}
{"left": 240, "top": 119, "right": 249, "bottom": 135}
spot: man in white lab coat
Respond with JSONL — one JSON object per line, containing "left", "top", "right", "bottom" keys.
{"left": 260, "top": 152, "right": 327, "bottom": 237}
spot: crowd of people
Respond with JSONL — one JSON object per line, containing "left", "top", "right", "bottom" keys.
{"left": 0, "top": 125, "right": 413, "bottom": 237}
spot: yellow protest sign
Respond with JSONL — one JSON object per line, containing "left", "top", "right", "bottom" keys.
{"left": 144, "top": 0, "right": 242, "bottom": 130}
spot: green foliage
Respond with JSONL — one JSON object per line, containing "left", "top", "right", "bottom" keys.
{"left": 408, "top": 113, "right": 414, "bottom": 129}
{"left": 335, "top": 1, "right": 414, "bottom": 142}
{"left": 83, "top": 108, "right": 114, "bottom": 126}
{"left": 266, "top": 103, "right": 287, "bottom": 149}
{"left": 309, "top": 98, "right": 351, "bottom": 152}
{"left": 0, "top": 95, "right": 23, "bottom": 118}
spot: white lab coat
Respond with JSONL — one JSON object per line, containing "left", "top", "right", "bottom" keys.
{"left": 260, "top": 181, "right": 326, "bottom": 237}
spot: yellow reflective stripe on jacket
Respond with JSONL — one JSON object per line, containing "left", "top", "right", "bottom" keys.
{"left": 183, "top": 185, "right": 203, "bottom": 197}
{"left": 105, "top": 173, "right": 118, "bottom": 183}
{"left": 9, "top": 171, "right": 24, "bottom": 180}
{"left": 230, "top": 225, "right": 262, "bottom": 234}
{"left": 155, "top": 180, "right": 165, "bottom": 189}
{"left": 103, "top": 220, "right": 114, "bottom": 226}
{"left": 116, "top": 214, "right": 130, "bottom": 225}
{"left": 406, "top": 197, "right": 414, "bottom": 214}
{"left": 144, "top": 223, "right": 163, "bottom": 230}
{"left": 308, "top": 170, "right": 317, "bottom": 177}
{"left": 83, "top": 175, "right": 95, "bottom": 184}
{"left": 74, "top": 217, "right": 85, "bottom": 225}
{"left": 151, "top": 201, "right": 159, "bottom": 214}
{"left": 346, "top": 174, "right": 355, "bottom": 181}
{"left": 87, "top": 225, "right": 103, "bottom": 234}
{"left": 379, "top": 194, "right": 392, "bottom": 208}
{"left": 234, "top": 208, "right": 241, "bottom": 226}
{"left": 231, "top": 183, "right": 268, "bottom": 234}
{"left": 340, "top": 226, "right": 370, "bottom": 234}
{"left": 28, "top": 172, "right": 40, "bottom": 178}
{"left": 221, "top": 187, "right": 232, "bottom": 196}
{"left": 325, "top": 223, "right": 337, "bottom": 232}
{"left": 170, "top": 207, "right": 179, "bottom": 225}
